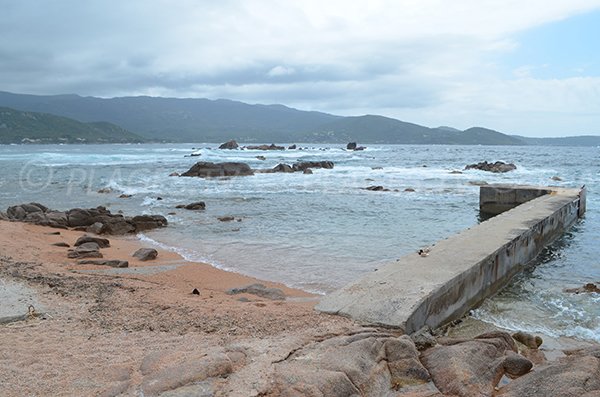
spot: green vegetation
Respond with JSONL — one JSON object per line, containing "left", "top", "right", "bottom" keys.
{"left": 0, "top": 107, "right": 145, "bottom": 144}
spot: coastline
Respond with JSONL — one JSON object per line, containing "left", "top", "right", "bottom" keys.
{"left": 1, "top": 219, "right": 599, "bottom": 396}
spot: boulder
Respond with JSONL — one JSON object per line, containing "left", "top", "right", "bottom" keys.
{"left": 181, "top": 162, "right": 254, "bottom": 177}
{"left": 347, "top": 142, "right": 357, "bottom": 150}
{"left": 218, "top": 216, "right": 235, "bottom": 222}
{"left": 68, "top": 242, "right": 103, "bottom": 259}
{"left": 6, "top": 203, "right": 47, "bottom": 221}
{"left": 176, "top": 202, "right": 206, "bottom": 210}
{"left": 131, "top": 215, "right": 168, "bottom": 232}
{"left": 292, "top": 161, "right": 334, "bottom": 171}
{"left": 245, "top": 144, "right": 284, "bottom": 150}
{"left": 512, "top": 331, "right": 543, "bottom": 349}
{"left": 496, "top": 347, "right": 600, "bottom": 396}
{"left": 74, "top": 235, "right": 110, "bottom": 248}
{"left": 465, "top": 161, "right": 517, "bottom": 173}
{"left": 226, "top": 283, "right": 285, "bottom": 300}
{"left": 421, "top": 331, "right": 529, "bottom": 397}
{"left": 354, "top": 146, "right": 366, "bottom": 151}
{"left": 133, "top": 248, "right": 158, "bottom": 261}
{"left": 255, "top": 155, "right": 266, "bottom": 161}
{"left": 564, "top": 282, "right": 600, "bottom": 294}
{"left": 303, "top": 168, "right": 313, "bottom": 174}
{"left": 86, "top": 222, "right": 106, "bottom": 234}
{"left": 266, "top": 332, "right": 437, "bottom": 396}
{"left": 218, "top": 140, "right": 239, "bottom": 149}
{"left": 365, "top": 186, "right": 390, "bottom": 192}
{"left": 78, "top": 259, "right": 129, "bottom": 268}
{"left": 288, "top": 144, "right": 297, "bottom": 149}
{"left": 271, "top": 163, "right": 294, "bottom": 173}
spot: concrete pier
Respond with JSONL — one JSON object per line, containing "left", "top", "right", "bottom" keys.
{"left": 316, "top": 184, "right": 587, "bottom": 334}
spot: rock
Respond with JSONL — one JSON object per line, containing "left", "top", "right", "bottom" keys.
{"left": 133, "top": 248, "right": 158, "bottom": 261}
{"left": 503, "top": 352, "right": 533, "bottom": 377}
{"left": 78, "top": 259, "right": 129, "bottom": 268}
{"left": 449, "top": 170, "right": 463, "bottom": 174}
{"left": 303, "top": 168, "right": 313, "bottom": 174}
{"left": 496, "top": 346, "right": 600, "bottom": 396}
{"left": 188, "top": 152, "right": 201, "bottom": 157}
{"left": 347, "top": 142, "right": 357, "bottom": 150}
{"left": 74, "top": 235, "right": 110, "bottom": 248}
{"left": 512, "top": 331, "right": 543, "bottom": 349}
{"left": 51, "top": 242, "right": 70, "bottom": 247}
{"left": 0, "top": 212, "right": 7, "bottom": 221}
{"left": 131, "top": 215, "right": 168, "bottom": 232}
{"left": 288, "top": 144, "right": 297, "bottom": 149}
{"left": 564, "top": 282, "right": 600, "bottom": 294}
{"left": 372, "top": 166, "right": 383, "bottom": 170}
{"left": 255, "top": 155, "right": 266, "bottom": 160}
{"left": 226, "top": 283, "right": 285, "bottom": 300}
{"left": 169, "top": 172, "right": 180, "bottom": 177}
{"left": 421, "top": 331, "right": 520, "bottom": 397}
{"left": 192, "top": 288, "right": 200, "bottom": 295}
{"left": 468, "top": 180, "right": 489, "bottom": 186}
{"left": 119, "top": 194, "right": 132, "bottom": 198}
{"left": 551, "top": 175, "right": 563, "bottom": 181}
{"left": 292, "top": 161, "right": 334, "bottom": 171}
{"left": 267, "top": 332, "right": 436, "bottom": 396}
{"left": 271, "top": 163, "right": 294, "bottom": 173}
{"left": 354, "top": 146, "right": 366, "bottom": 151}
{"left": 97, "top": 187, "right": 112, "bottom": 193}
{"left": 245, "top": 144, "right": 284, "bottom": 150}
{"left": 6, "top": 203, "right": 47, "bottom": 221}
{"left": 68, "top": 241, "right": 103, "bottom": 259}
{"left": 465, "top": 161, "right": 517, "bottom": 173}
{"left": 176, "top": 202, "right": 206, "bottom": 210}
{"left": 86, "top": 222, "right": 105, "bottom": 234}
{"left": 181, "top": 162, "right": 254, "bottom": 177}
{"left": 365, "top": 185, "right": 390, "bottom": 192}
{"left": 411, "top": 327, "right": 437, "bottom": 351}
{"left": 218, "top": 140, "right": 239, "bottom": 149}
{"left": 404, "top": 188, "right": 416, "bottom": 192}
{"left": 218, "top": 216, "right": 235, "bottom": 222}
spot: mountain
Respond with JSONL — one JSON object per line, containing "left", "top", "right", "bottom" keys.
{"left": 1, "top": 90, "right": 594, "bottom": 145}
{"left": 513, "top": 135, "right": 600, "bottom": 147}
{"left": 0, "top": 107, "right": 145, "bottom": 144}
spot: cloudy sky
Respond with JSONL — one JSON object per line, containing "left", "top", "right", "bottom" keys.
{"left": 2, "top": 1, "right": 600, "bottom": 137}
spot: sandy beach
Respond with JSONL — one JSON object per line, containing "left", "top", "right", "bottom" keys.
{"left": 0, "top": 220, "right": 357, "bottom": 396}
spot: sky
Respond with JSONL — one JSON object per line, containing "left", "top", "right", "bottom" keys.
{"left": 1, "top": 0, "right": 600, "bottom": 137}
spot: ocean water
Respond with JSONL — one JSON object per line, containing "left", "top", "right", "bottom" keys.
{"left": 0, "top": 143, "right": 598, "bottom": 342}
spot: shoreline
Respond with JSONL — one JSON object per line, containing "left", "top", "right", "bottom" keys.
{"left": 1, "top": 219, "right": 599, "bottom": 396}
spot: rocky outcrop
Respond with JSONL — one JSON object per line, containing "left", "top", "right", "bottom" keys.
{"left": 218, "top": 140, "right": 239, "bottom": 149}
{"left": 421, "top": 331, "right": 532, "bottom": 397}
{"left": 292, "top": 161, "right": 334, "bottom": 171}
{"left": 5, "top": 203, "right": 167, "bottom": 234}
{"left": 266, "top": 331, "right": 438, "bottom": 396}
{"left": 132, "top": 248, "right": 158, "bottom": 261}
{"left": 226, "top": 283, "right": 285, "bottom": 300}
{"left": 245, "top": 144, "right": 284, "bottom": 150}
{"left": 496, "top": 346, "right": 600, "bottom": 396}
{"left": 181, "top": 162, "right": 254, "bottom": 177}
{"left": 465, "top": 161, "right": 517, "bottom": 173}
{"left": 176, "top": 202, "right": 206, "bottom": 210}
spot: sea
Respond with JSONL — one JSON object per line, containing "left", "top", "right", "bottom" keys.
{"left": 0, "top": 143, "right": 598, "bottom": 342}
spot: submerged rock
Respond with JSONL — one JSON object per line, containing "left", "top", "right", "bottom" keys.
{"left": 465, "top": 161, "right": 517, "bottom": 173}
{"left": 292, "top": 161, "right": 334, "bottom": 171}
{"left": 181, "top": 162, "right": 254, "bottom": 178}
{"left": 245, "top": 143, "right": 284, "bottom": 150}
{"left": 365, "top": 185, "right": 390, "bottom": 192}
{"left": 347, "top": 142, "right": 357, "bottom": 150}
{"left": 176, "top": 202, "right": 206, "bottom": 210}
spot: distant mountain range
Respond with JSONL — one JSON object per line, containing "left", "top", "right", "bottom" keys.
{"left": 0, "top": 91, "right": 598, "bottom": 145}
{"left": 0, "top": 107, "right": 144, "bottom": 144}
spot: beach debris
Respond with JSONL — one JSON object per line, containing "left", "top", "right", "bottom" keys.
{"left": 512, "top": 331, "right": 543, "bottom": 349}
{"left": 192, "top": 288, "right": 200, "bottom": 295}
{"left": 226, "top": 283, "right": 285, "bottom": 300}
{"left": 51, "top": 242, "right": 70, "bottom": 247}
{"left": 78, "top": 259, "right": 129, "bottom": 268}
{"left": 564, "top": 282, "right": 600, "bottom": 294}
{"left": 181, "top": 162, "right": 254, "bottom": 177}
{"left": 465, "top": 161, "right": 517, "bottom": 173}
{"left": 132, "top": 248, "right": 158, "bottom": 261}
{"left": 74, "top": 235, "right": 110, "bottom": 248}
{"left": 176, "top": 201, "right": 206, "bottom": 210}
{"left": 219, "top": 139, "right": 239, "bottom": 149}
{"left": 218, "top": 216, "right": 235, "bottom": 222}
